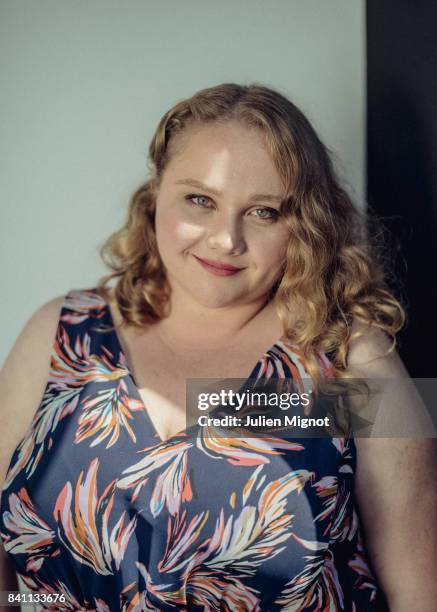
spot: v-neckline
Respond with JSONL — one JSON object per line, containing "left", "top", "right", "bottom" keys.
{"left": 101, "top": 293, "right": 287, "bottom": 444}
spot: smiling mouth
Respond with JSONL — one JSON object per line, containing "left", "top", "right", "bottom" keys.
{"left": 193, "top": 255, "right": 245, "bottom": 276}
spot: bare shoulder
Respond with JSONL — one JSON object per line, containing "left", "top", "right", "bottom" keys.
{"left": 346, "top": 317, "right": 408, "bottom": 376}
{"left": 0, "top": 295, "right": 66, "bottom": 378}
{"left": 346, "top": 316, "right": 435, "bottom": 437}
{"left": 0, "top": 295, "right": 66, "bottom": 485}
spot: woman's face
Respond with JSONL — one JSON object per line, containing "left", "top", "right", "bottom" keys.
{"left": 154, "top": 120, "right": 291, "bottom": 309}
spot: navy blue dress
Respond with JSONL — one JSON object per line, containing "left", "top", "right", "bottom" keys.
{"left": 0, "top": 288, "right": 387, "bottom": 610}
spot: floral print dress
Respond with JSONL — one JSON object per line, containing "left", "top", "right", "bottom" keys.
{"left": 0, "top": 288, "right": 387, "bottom": 611}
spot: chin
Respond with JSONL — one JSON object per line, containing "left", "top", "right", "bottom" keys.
{"left": 188, "top": 288, "right": 246, "bottom": 309}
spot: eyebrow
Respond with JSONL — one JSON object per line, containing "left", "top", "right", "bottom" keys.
{"left": 174, "top": 178, "right": 283, "bottom": 203}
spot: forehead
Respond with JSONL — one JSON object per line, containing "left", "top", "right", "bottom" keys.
{"left": 164, "top": 121, "right": 283, "bottom": 191}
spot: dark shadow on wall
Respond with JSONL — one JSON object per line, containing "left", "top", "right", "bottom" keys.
{"left": 367, "top": 0, "right": 437, "bottom": 376}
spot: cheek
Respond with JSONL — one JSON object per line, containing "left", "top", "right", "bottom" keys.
{"left": 156, "top": 206, "right": 205, "bottom": 253}
{"left": 173, "top": 219, "right": 205, "bottom": 243}
{"left": 250, "top": 229, "right": 290, "bottom": 270}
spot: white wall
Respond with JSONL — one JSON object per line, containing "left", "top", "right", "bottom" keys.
{"left": 1, "top": 1, "right": 365, "bottom": 608}
{"left": 0, "top": 0, "right": 366, "bottom": 364}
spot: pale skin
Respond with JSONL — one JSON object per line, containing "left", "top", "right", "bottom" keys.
{"left": 1, "top": 120, "right": 436, "bottom": 609}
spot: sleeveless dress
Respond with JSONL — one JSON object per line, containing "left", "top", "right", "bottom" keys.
{"left": 0, "top": 288, "right": 388, "bottom": 611}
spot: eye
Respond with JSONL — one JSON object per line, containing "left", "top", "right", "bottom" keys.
{"left": 185, "top": 194, "right": 213, "bottom": 208}
{"left": 250, "top": 207, "right": 280, "bottom": 221}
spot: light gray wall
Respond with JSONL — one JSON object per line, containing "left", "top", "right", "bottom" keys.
{"left": 1, "top": 0, "right": 366, "bottom": 366}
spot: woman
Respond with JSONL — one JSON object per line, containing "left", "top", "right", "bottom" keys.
{"left": 1, "top": 83, "right": 436, "bottom": 611}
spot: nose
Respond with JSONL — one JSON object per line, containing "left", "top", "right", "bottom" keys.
{"left": 205, "top": 214, "right": 246, "bottom": 255}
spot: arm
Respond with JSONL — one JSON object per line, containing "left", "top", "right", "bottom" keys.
{"left": 0, "top": 296, "right": 64, "bottom": 605}
{"left": 355, "top": 437, "right": 437, "bottom": 611}
{"left": 347, "top": 320, "right": 437, "bottom": 610}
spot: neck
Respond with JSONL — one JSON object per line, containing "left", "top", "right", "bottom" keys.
{"left": 157, "top": 286, "right": 276, "bottom": 351}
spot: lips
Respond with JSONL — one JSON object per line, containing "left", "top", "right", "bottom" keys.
{"left": 193, "top": 255, "right": 245, "bottom": 276}
{"left": 194, "top": 256, "right": 242, "bottom": 271}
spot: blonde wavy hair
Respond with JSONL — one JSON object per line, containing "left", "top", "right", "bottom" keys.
{"left": 96, "top": 82, "right": 406, "bottom": 416}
